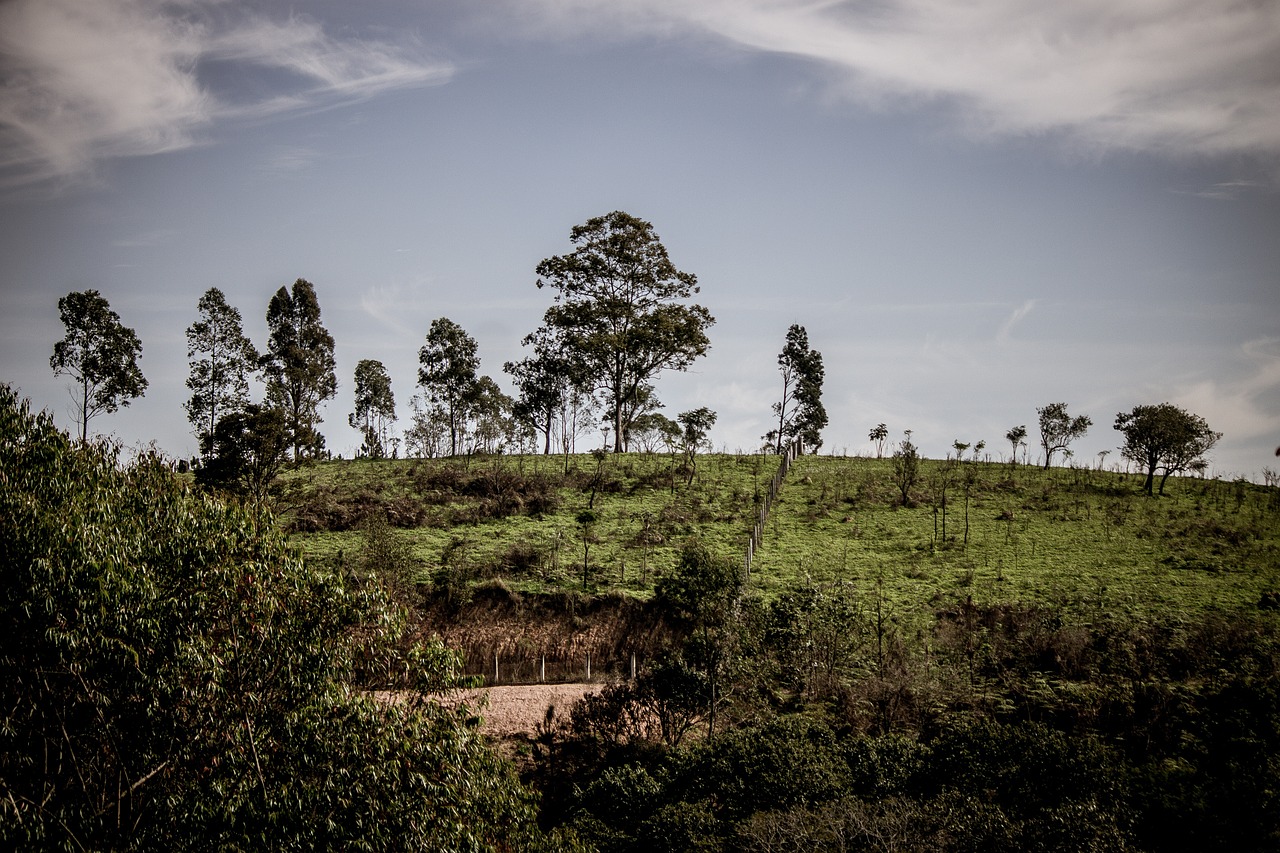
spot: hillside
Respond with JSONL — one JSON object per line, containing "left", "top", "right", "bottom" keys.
{"left": 281, "top": 451, "right": 1279, "bottom": 619}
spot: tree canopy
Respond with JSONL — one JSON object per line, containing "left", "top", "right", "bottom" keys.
{"left": 765, "top": 323, "right": 826, "bottom": 454}
{"left": 50, "top": 289, "right": 147, "bottom": 443}
{"left": 1114, "top": 402, "right": 1222, "bottom": 495}
{"left": 185, "top": 287, "right": 259, "bottom": 447}
{"left": 349, "top": 358, "right": 396, "bottom": 458}
{"left": 196, "top": 403, "right": 289, "bottom": 501}
{"left": 262, "top": 279, "right": 337, "bottom": 460}
{"left": 418, "top": 317, "right": 480, "bottom": 456}
{"left": 0, "top": 385, "right": 564, "bottom": 851}
{"left": 534, "top": 211, "right": 714, "bottom": 452}
{"left": 1036, "top": 403, "right": 1091, "bottom": 469}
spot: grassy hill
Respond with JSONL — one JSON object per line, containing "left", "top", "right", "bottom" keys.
{"left": 280, "top": 451, "right": 1279, "bottom": 622}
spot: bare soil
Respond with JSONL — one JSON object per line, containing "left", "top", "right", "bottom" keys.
{"left": 462, "top": 682, "right": 600, "bottom": 739}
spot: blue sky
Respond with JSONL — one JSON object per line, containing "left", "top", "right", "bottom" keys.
{"left": 1, "top": 0, "right": 1277, "bottom": 478}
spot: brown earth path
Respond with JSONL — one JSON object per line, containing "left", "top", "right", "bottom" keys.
{"left": 463, "top": 682, "right": 600, "bottom": 738}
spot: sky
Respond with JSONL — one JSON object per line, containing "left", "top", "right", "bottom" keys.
{"left": 1, "top": 0, "right": 1278, "bottom": 479}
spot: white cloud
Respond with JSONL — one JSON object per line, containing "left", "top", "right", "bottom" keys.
{"left": 520, "top": 0, "right": 1280, "bottom": 160}
{"left": 1174, "top": 337, "right": 1280, "bottom": 447}
{"left": 0, "top": 0, "right": 452, "bottom": 188}
{"left": 996, "top": 299, "right": 1036, "bottom": 343}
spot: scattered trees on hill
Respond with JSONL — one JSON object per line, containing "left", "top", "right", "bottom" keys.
{"left": 418, "top": 317, "right": 481, "bottom": 457}
{"left": 349, "top": 359, "right": 396, "bottom": 458}
{"left": 1036, "top": 403, "right": 1091, "bottom": 469}
{"left": 1115, "top": 403, "right": 1222, "bottom": 495}
{"left": 50, "top": 289, "right": 147, "bottom": 443}
{"left": 185, "top": 287, "right": 259, "bottom": 447}
{"left": 765, "top": 323, "right": 827, "bottom": 454}
{"left": 532, "top": 211, "right": 714, "bottom": 452}
{"left": 262, "top": 279, "right": 336, "bottom": 461}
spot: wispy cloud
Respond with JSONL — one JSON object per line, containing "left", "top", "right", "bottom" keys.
{"left": 0, "top": 0, "right": 453, "bottom": 189}
{"left": 997, "top": 299, "right": 1036, "bottom": 343}
{"left": 520, "top": 0, "right": 1280, "bottom": 160}
{"left": 1174, "top": 180, "right": 1273, "bottom": 201}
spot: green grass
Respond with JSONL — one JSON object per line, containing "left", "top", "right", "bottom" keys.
{"left": 279, "top": 452, "right": 1280, "bottom": 620}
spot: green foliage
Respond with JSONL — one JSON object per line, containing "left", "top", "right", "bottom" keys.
{"left": 891, "top": 432, "right": 920, "bottom": 506}
{"left": 765, "top": 323, "right": 826, "bottom": 454}
{"left": 534, "top": 211, "right": 715, "bottom": 452}
{"left": 185, "top": 287, "right": 259, "bottom": 446}
{"left": 349, "top": 358, "right": 396, "bottom": 458}
{"left": 262, "top": 278, "right": 337, "bottom": 460}
{"left": 1115, "top": 402, "right": 1222, "bottom": 495}
{"left": 1037, "top": 402, "right": 1092, "bottom": 469}
{"left": 0, "top": 387, "right": 554, "bottom": 851}
{"left": 418, "top": 316, "right": 481, "bottom": 456}
{"left": 196, "top": 403, "right": 289, "bottom": 501}
{"left": 677, "top": 406, "right": 717, "bottom": 484}
{"left": 50, "top": 288, "right": 147, "bottom": 442}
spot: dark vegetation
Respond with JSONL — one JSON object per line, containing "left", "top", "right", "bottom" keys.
{"left": 0, "top": 388, "right": 583, "bottom": 851}
{"left": 266, "top": 444, "right": 1280, "bottom": 852}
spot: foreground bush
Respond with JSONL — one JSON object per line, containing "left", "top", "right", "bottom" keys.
{"left": 0, "top": 388, "right": 570, "bottom": 851}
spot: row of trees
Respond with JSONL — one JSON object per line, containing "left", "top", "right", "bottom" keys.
{"left": 48, "top": 211, "right": 1220, "bottom": 495}
{"left": 877, "top": 399, "right": 1221, "bottom": 500}
{"left": 49, "top": 212, "right": 816, "bottom": 467}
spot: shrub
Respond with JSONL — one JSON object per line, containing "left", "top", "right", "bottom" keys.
{"left": 0, "top": 387, "right": 561, "bottom": 851}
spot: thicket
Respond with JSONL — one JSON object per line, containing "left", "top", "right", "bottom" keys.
{"left": 0, "top": 387, "right": 581, "bottom": 851}
{"left": 533, "top": 549, "right": 1280, "bottom": 852}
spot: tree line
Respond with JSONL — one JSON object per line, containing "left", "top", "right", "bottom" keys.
{"left": 50, "top": 210, "right": 1221, "bottom": 497}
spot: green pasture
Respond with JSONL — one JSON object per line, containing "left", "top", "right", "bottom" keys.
{"left": 281, "top": 452, "right": 1280, "bottom": 619}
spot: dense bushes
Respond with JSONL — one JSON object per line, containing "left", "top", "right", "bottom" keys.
{"left": 0, "top": 388, "right": 574, "bottom": 851}
{"left": 537, "top": 573, "right": 1280, "bottom": 852}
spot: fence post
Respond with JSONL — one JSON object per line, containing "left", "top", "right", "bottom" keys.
{"left": 540, "top": 655, "right": 545, "bottom": 683}
{"left": 586, "top": 652, "right": 592, "bottom": 681}
{"left": 494, "top": 652, "right": 499, "bottom": 685}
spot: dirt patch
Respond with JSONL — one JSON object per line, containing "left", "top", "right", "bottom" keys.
{"left": 463, "top": 682, "right": 600, "bottom": 739}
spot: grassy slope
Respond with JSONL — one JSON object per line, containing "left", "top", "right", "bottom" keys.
{"left": 281, "top": 452, "right": 1280, "bottom": 621}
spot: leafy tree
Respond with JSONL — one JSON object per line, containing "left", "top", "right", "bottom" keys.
{"left": 1037, "top": 403, "right": 1091, "bottom": 469}
{"left": 50, "top": 289, "right": 147, "bottom": 442}
{"left": 468, "top": 375, "right": 513, "bottom": 455}
{"left": 349, "top": 359, "right": 396, "bottom": 459}
{"left": 1006, "top": 424, "right": 1027, "bottom": 465}
{"left": 1114, "top": 403, "right": 1222, "bottom": 495}
{"left": 631, "top": 411, "right": 681, "bottom": 454}
{"left": 870, "top": 423, "right": 889, "bottom": 458}
{"left": 678, "top": 406, "right": 717, "bottom": 485}
{"left": 505, "top": 326, "right": 589, "bottom": 455}
{"left": 403, "top": 394, "right": 450, "bottom": 459}
{"left": 656, "top": 544, "right": 743, "bottom": 739}
{"left": 765, "top": 324, "right": 827, "bottom": 454}
{"left": 611, "top": 382, "right": 665, "bottom": 452}
{"left": 195, "top": 404, "right": 289, "bottom": 502}
{"left": 891, "top": 431, "right": 920, "bottom": 506}
{"left": 261, "top": 279, "right": 336, "bottom": 460}
{"left": 185, "top": 287, "right": 259, "bottom": 447}
{"left": 418, "top": 317, "right": 480, "bottom": 456}
{"left": 534, "top": 211, "right": 714, "bottom": 452}
{"left": 0, "top": 386, "right": 564, "bottom": 851}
